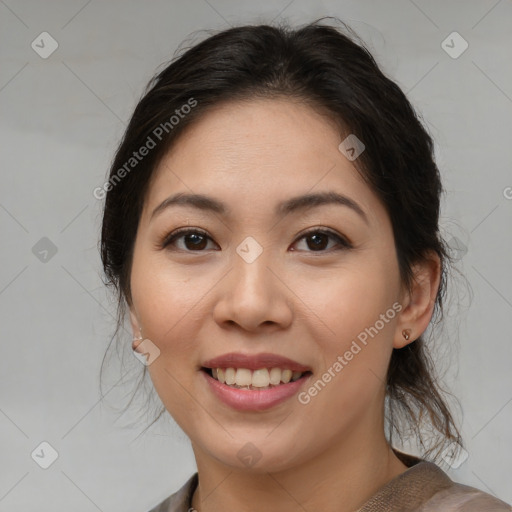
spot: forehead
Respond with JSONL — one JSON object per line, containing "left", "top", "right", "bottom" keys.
{"left": 142, "top": 98, "right": 385, "bottom": 226}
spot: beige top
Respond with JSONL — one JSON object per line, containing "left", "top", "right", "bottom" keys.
{"left": 147, "top": 451, "right": 511, "bottom": 511}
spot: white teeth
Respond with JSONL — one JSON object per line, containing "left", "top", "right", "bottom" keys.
{"left": 252, "top": 368, "right": 270, "bottom": 388}
{"left": 211, "top": 367, "right": 306, "bottom": 388}
{"left": 269, "top": 367, "right": 281, "bottom": 385}
{"left": 281, "top": 369, "right": 292, "bottom": 384}
{"left": 235, "top": 368, "right": 252, "bottom": 387}
{"left": 225, "top": 367, "right": 236, "bottom": 385}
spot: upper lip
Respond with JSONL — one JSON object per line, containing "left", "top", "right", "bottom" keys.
{"left": 202, "top": 352, "right": 312, "bottom": 372}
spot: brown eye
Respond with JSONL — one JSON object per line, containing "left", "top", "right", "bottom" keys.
{"left": 161, "top": 227, "right": 351, "bottom": 253}
{"left": 162, "top": 228, "right": 216, "bottom": 251}
{"left": 292, "top": 228, "right": 351, "bottom": 252}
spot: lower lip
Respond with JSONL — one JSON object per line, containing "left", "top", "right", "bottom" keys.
{"left": 202, "top": 370, "right": 311, "bottom": 411}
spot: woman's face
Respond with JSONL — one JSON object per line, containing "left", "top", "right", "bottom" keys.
{"left": 129, "top": 98, "right": 410, "bottom": 472}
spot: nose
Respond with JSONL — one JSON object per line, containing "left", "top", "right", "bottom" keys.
{"left": 212, "top": 240, "right": 293, "bottom": 332}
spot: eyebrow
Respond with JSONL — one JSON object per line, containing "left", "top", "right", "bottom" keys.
{"left": 150, "top": 191, "right": 368, "bottom": 224}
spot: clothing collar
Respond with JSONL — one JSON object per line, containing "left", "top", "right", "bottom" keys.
{"left": 163, "top": 451, "right": 455, "bottom": 512}
{"left": 357, "top": 454, "right": 453, "bottom": 511}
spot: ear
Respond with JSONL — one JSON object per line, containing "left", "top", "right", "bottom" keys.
{"left": 129, "top": 307, "right": 142, "bottom": 340}
{"left": 394, "top": 251, "right": 441, "bottom": 349}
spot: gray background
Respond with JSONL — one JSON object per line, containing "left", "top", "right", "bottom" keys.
{"left": 1, "top": 0, "right": 511, "bottom": 510}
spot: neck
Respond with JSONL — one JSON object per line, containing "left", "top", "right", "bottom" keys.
{"left": 190, "top": 425, "right": 409, "bottom": 512}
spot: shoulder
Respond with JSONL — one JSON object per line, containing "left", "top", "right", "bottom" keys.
{"left": 146, "top": 473, "right": 198, "bottom": 512}
{"left": 420, "top": 481, "right": 512, "bottom": 511}
{"left": 359, "top": 451, "right": 511, "bottom": 512}
{"left": 393, "top": 456, "right": 511, "bottom": 511}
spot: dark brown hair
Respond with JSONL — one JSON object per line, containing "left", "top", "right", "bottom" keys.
{"left": 99, "top": 17, "right": 463, "bottom": 460}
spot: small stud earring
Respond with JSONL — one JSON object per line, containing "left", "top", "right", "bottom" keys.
{"left": 132, "top": 329, "right": 143, "bottom": 351}
{"left": 402, "top": 329, "right": 411, "bottom": 341}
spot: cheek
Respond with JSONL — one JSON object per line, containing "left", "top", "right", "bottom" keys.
{"left": 130, "top": 254, "right": 207, "bottom": 371}
{"left": 130, "top": 264, "right": 204, "bottom": 423}
{"left": 295, "top": 255, "right": 399, "bottom": 340}
{"left": 301, "top": 308, "right": 395, "bottom": 431}
{"left": 296, "top": 260, "right": 398, "bottom": 403}
{"left": 132, "top": 245, "right": 203, "bottom": 323}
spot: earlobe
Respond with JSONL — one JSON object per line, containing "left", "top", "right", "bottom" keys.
{"left": 129, "top": 307, "right": 142, "bottom": 339}
{"left": 394, "top": 327, "right": 414, "bottom": 349}
{"left": 393, "top": 251, "right": 441, "bottom": 349}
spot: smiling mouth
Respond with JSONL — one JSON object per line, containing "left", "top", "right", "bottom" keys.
{"left": 201, "top": 367, "right": 313, "bottom": 390}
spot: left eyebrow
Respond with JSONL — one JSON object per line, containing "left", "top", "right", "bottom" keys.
{"left": 150, "top": 191, "right": 368, "bottom": 225}
{"left": 276, "top": 191, "right": 368, "bottom": 225}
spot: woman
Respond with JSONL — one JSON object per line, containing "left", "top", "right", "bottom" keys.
{"left": 99, "top": 19, "right": 511, "bottom": 512}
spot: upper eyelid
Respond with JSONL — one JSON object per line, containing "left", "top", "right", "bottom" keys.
{"left": 162, "top": 226, "right": 350, "bottom": 249}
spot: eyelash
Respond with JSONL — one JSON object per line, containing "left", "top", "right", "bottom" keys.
{"left": 160, "top": 227, "right": 352, "bottom": 253}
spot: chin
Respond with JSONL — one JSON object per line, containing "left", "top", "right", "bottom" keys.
{"left": 196, "top": 433, "right": 314, "bottom": 474}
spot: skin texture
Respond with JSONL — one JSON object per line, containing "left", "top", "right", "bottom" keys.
{"left": 128, "top": 98, "right": 441, "bottom": 512}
